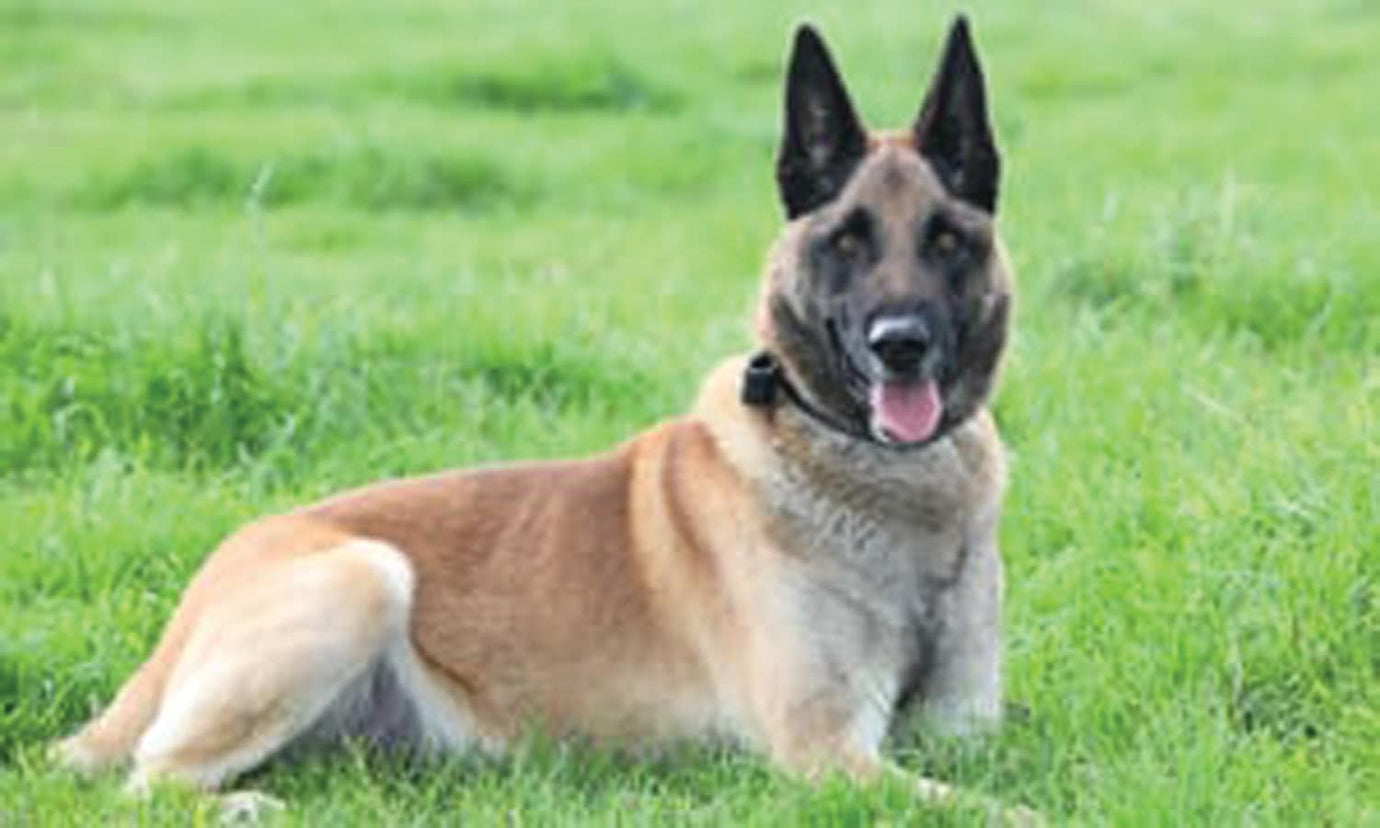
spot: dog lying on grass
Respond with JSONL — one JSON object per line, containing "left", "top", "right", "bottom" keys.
{"left": 55, "top": 15, "right": 1031, "bottom": 823}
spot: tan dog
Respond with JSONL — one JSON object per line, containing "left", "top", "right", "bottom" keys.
{"left": 55, "top": 15, "right": 1017, "bottom": 816}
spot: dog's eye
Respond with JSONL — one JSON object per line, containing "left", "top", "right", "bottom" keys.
{"left": 924, "top": 219, "right": 972, "bottom": 269}
{"left": 826, "top": 208, "right": 874, "bottom": 261}
{"left": 832, "top": 230, "right": 863, "bottom": 258}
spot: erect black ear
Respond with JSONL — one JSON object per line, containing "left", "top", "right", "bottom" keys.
{"left": 776, "top": 25, "right": 868, "bottom": 219}
{"left": 913, "top": 16, "right": 1000, "bottom": 213}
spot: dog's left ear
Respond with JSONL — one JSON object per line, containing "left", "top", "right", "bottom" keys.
{"left": 776, "top": 25, "right": 869, "bottom": 219}
{"left": 913, "top": 16, "right": 1000, "bottom": 213}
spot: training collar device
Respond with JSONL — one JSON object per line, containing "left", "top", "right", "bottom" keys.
{"left": 739, "top": 351, "right": 890, "bottom": 446}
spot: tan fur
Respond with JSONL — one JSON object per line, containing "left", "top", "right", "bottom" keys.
{"left": 55, "top": 20, "right": 1032, "bottom": 822}
{"left": 56, "top": 360, "right": 1005, "bottom": 776}
{"left": 54, "top": 273, "right": 1012, "bottom": 814}
{"left": 868, "top": 129, "right": 919, "bottom": 151}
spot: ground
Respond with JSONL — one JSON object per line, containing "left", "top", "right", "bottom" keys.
{"left": 0, "top": 0, "right": 1375, "bottom": 823}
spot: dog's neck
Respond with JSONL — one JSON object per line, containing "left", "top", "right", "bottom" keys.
{"left": 692, "top": 354, "right": 1005, "bottom": 538}
{"left": 739, "top": 351, "right": 878, "bottom": 444}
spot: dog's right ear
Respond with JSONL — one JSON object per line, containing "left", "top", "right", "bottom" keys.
{"left": 776, "top": 25, "right": 868, "bottom": 219}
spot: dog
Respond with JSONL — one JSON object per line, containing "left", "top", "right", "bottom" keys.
{"left": 54, "top": 15, "right": 1019, "bottom": 819}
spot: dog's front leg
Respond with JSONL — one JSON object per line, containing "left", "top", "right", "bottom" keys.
{"left": 922, "top": 512, "right": 1005, "bottom": 736}
{"left": 757, "top": 687, "right": 970, "bottom": 804}
{"left": 759, "top": 703, "right": 1036, "bottom": 825}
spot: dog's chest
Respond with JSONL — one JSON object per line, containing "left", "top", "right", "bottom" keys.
{"left": 760, "top": 445, "right": 976, "bottom": 713}
{"left": 764, "top": 440, "right": 974, "bottom": 587}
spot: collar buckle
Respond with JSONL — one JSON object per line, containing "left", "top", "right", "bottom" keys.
{"left": 740, "top": 352, "right": 781, "bottom": 407}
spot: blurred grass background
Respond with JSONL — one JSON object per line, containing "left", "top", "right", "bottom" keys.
{"left": 0, "top": 0, "right": 1375, "bottom": 823}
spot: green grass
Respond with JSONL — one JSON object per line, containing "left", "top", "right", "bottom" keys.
{"left": 1, "top": 0, "right": 1375, "bottom": 823}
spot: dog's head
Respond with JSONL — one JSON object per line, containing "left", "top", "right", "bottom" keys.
{"left": 757, "top": 17, "right": 1011, "bottom": 448}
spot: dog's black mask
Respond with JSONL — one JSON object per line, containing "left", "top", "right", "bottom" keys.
{"left": 767, "top": 17, "right": 1010, "bottom": 448}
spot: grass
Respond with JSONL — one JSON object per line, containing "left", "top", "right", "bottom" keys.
{"left": 1, "top": 0, "right": 1375, "bottom": 823}
{"left": 77, "top": 144, "right": 531, "bottom": 211}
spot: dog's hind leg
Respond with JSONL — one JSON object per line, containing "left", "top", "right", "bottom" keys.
{"left": 51, "top": 579, "right": 207, "bottom": 774}
{"left": 125, "top": 537, "right": 415, "bottom": 792}
{"left": 51, "top": 643, "right": 183, "bottom": 774}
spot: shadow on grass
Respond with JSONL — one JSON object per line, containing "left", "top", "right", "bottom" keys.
{"left": 169, "top": 50, "right": 681, "bottom": 115}
{"left": 426, "top": 53, "right": 681, "bottom": 114}
{"left": 246, "top": 737, "right": 1001, "bottom": 824}
{"left": 0, "top": 314, "right": 655, "bottom": 476}
{"left": 75, "top": 144, "right": 534, "bottom": 212}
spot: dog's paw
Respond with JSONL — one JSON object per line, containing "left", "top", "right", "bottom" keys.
{"left": 217, "top": 790, "right": 286, "bottom": 825}
{"left": 998, "top": 802, "right": 1047, "bottom": 827}
{"left": 47, "top": 735, "right": 109, "bottom": 775}
{"left": 913, "top": 776, "right": 1045, "bottom": 827}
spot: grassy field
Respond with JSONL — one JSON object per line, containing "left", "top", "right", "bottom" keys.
{"left": 1, "top": 0, "right": 1376, "bottom": 823}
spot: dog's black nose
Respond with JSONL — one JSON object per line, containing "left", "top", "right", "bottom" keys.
{"left": 867, "top": 315, "right": 932, "bottom": 375}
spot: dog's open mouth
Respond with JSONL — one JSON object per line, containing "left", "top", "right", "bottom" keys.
{"left": 869, "top": 379, "right": 943, "bottom": 444}
{"left": 826, "top": 318, "right": 946, "bottom": 446}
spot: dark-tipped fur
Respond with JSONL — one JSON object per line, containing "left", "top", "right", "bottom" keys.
{"left": 914, "top": 16, "right": 1001, "bottom": 213}
{"left": 763, "top": 16, "right": 1011, "bottom": 448}
{"left": 776, "top": 25, "right": 870, "bottom": 219}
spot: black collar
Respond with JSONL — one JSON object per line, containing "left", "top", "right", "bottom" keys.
{"left": 740, "top": 351, "right": 881, "bottom": 444}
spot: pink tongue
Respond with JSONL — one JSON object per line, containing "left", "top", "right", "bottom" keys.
{"left": 869, "top": 380, "right": 943, "bottom": 444}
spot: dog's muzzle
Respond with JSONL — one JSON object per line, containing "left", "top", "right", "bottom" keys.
{"left": 867, "top": 314, "right": 933, "bottom": 378}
